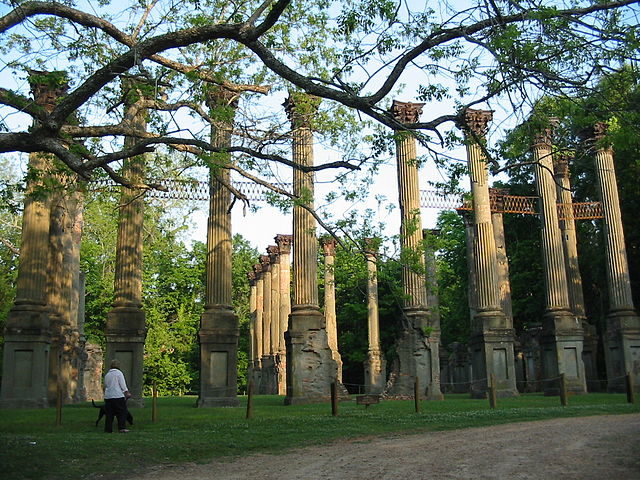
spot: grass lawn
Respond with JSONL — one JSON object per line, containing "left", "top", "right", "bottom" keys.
{"left": 1, "top": 393, "right": 638, "bottom": 480}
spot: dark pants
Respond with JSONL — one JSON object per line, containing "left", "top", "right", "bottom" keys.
{"left": 104, "top": 397, "right": 127, "bottom": 433}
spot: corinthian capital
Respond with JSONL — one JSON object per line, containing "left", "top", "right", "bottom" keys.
{"left": 462, "top": 109, "right": 493, "bottom": 136}
{"left": 275, "top": 234, "right": 293, "bottom": 254}
{"left": 283, "top": 92, "right": 321, "bottom": 128}
{"left": 390, "top": 100, "right": 425, "bottom": 124}
{"left": 320, "top": 236, "right": 337, "bottom": 256}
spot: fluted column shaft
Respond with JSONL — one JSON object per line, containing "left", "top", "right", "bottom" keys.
{"left": 268, "top": 246, "right": 281, "bottom": 356}
{"left": 532, "top": 136, "right": 572, "bottom": 311}
{"left": 321, "top": 238, "right": 339, "bottom": 353}
{"left": 395, "top": 131, "right": 428, "bottom": 309}
{"left": 459, "top": 210, "right": 479, "bottom": 319}
{"left": 593, "top": 137, "right": 635, "bottom": 312}
{"left": 291, "top": 126, "right": 318, "bottom": 308}
{"left": 14, "top": 153, "right": 52, "bottom": 309}
{"left": 275, "top": 234, "right": 293, "bottom": 354}
{"left": 254, "top": 265, "right": 264, "bottom": 363}
{"left": 464, "top": 112, "right": 501, "bottom": 313}
{"left": 248, "top": 272, "right": 257, "bottom": 363}
{"left": 113, "top": 103, "right": 146, "bottom": 308}
{"left": 491, "top": 207, "right": 513, "bottom": 323}
{"left": 554, "top": 156, "right": 586, "bottom": 319}
{"left": 366, "top": 249, "right": 381, "bottom": 353}
{"left": 260, "top": 256, "right": 272, "bottom": 356}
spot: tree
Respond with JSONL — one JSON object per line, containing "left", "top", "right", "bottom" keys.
{"left": 0, "top": 0, "right": 637, "bottom": 209}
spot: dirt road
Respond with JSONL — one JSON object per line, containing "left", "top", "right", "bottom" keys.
{"left": 131, "top": 414, "right": 640, "bottom": 480}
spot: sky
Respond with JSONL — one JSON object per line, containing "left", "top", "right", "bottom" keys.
{"left": 0, "top": 0, "right": 529, "bottom": 254}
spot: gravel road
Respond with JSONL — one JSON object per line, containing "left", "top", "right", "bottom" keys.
{"left": 130, "top": 414, "right": 640, "bottom": 480}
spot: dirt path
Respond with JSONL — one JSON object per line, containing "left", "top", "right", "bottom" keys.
{"left": 131, "top": 414, "right": 640, "bottom": 480}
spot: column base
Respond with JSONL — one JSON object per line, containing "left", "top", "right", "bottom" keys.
{"left": 259, "top": 355, "right": 278, "bottom": 394}
{"left": 469, "top": 311, "right": 518, "bottom": 399}
{"left": 106, "top": 306, "right": 147, "bottom": 408}
{"left": 198, "top": 307, "right": 239, "bottom": 408}
{"left": 385, "top": 309, "right": 443, "bottom": 399}
{"left": 275, "top": 352, "right": 287, "bottom": 395}
{"left": 284, "top": 308, "right": 345, "bottom": 405}
{"left": 604, "top": 310, "right": 640, "bottom": 393}
{"left": 0, "top": 305, "right": 51, "bottom": 409}
{"left": 364, "top": 350, "right": 387, "bottom": 395}
{"left": 541, "top": 309, "right": 587, "bottom": 396}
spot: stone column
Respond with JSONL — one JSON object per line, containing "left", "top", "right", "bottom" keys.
{"left": 252, "top": 263, "right": 264, "bottom": 389}
{"left": 321, "top": 237, "right": 344, "bottom": 383}
{"left": 554, "top": 155, "right": 596, "bottom": 389}
{"left": 275, "top": 234, "right": 292, "bottom": 395}
{"left": 247, "top": 271, "right": 257, "bottom": 378}
{"left": 260, "top": 246, "right": 281, "bottom": 395}
{"left": 490, "top": 190, "right": 514, "bottom": 326}
{"left": 104, "top": 79, "right": 150, "bottom": 407}
{"left": 423, "top": 229, "right": 442, "bottom": 329}
{"left": 532, "top": 127, "right": 586, "bottom": 395}
{"left": 197, "top": 87, "right": 240, "bottom": 407}
{"left": 590, "top": 123, "right": 640, "bottom": 392}
{"left": 461, "top": 109, "right": 517, "bottom": 398}
{"left": 268, "top": 245, "right": 281, "bottom": 360}
{"left": 383, "top": 100, "right": 442, "bottom": 399}
{"left": 458, "top": 210, "right": 479, "bottom": 321}
{"left": 364, "top": 239, "right": 386, "bottom": 394}
{"left": 259, "top": 254, "right": 275, "bottom": 393}
{"left": 1, "top": 71, "right": 69, "bottom": 408}
{"left": 283, "top": 93, "right": 341, "bottom": 404}
{"left": 46, "top": 183, "right": 80, "bottom": 405}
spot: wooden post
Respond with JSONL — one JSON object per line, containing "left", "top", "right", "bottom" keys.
{"left": 152, "top": 383, "right": 158, "bottom": 423}
{"left": 55, "top": 381, "right": 62, "bottom": 426}
{"left": 626, "top": 373, "right": 636, "bottom": 404}
{"left": 246, "top": 380, "right": 254, "bottom": 419}
{"left": 489, "top": 374, "right": 497, "bottom": 409}
{"left": 559, "top": 373, "right": 568, "bottom": 406}
{"left": 331, "top": 382, "right": 338, "bottom": 416}
{"left": 55, "top": 351, "right": 62, "bottom": 426}
{"left": 414, "top": 377, "right": 420, "bottom": 413}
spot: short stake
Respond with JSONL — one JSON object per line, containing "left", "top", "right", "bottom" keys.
{"left": 626, "top": 373, "right": 636, "bottom": 404}
{"left": 414, "top": 377, "right": 420, "bottom": 413}
{"left": 331, "top": 382, "right": 338, "bottom": 417}
{"left": 559, "top": 373, "right": 568, "bottom": 406}
{"left": 246, "top": 380, "right": 254, "bottom": 419}
{"left": 488, "top": 374, "right": 497, "bottom": 409}
{"left": 152, "top": 383, "right": 158, "bottom": 423}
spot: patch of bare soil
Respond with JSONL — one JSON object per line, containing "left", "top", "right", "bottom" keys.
{"left": 130, "top": 414, "right": 640, "bottom": 480}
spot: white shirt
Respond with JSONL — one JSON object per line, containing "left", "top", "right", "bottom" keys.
{"left": 104, "top": 368, "right": 129, "bottom": 399}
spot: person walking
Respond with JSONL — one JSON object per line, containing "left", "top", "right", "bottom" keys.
{"left": 103, "top": 359, "right": 132, "bottom": 433}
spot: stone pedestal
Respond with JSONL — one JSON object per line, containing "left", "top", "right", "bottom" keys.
{"left": 106, "top": 307, "right": 146, "bottom": 407}
{"left": 449, "top": 342, "right": 471, "bottom": 394}
{"left": 285, "top": 308, "right": 340, "bottom": 404}
{"left": 198, "top": 308, "right": 239, "bottom": 406}
{"left": 461, "top": 109, "right": 517, "bottom": 399}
